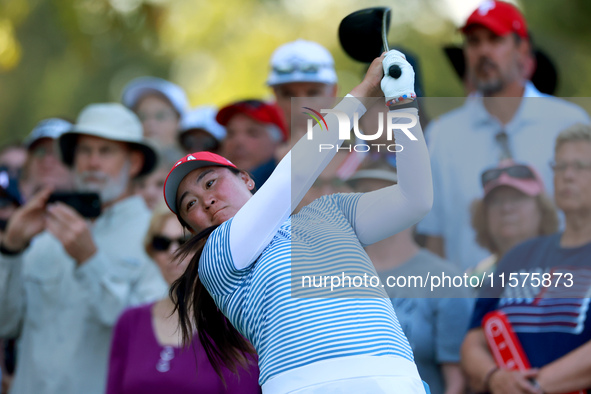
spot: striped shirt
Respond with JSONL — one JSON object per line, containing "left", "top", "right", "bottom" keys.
{"left": 200, "top": 192, "right": 414, "bottom": 385}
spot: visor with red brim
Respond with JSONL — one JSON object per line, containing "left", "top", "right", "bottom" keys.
{"left": 164, "top": 151, "right": 237, "bottom": 215}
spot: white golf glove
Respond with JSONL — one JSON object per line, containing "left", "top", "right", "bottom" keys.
{"left": 380, "top": 50, "right": 416, "bottom": 105}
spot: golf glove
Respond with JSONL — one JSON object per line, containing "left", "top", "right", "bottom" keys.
{"left": 381, "top": 50, "right": 416, "bottom": 105}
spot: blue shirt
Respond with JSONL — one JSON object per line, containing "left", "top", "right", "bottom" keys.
{"left": 199, "top": 193, "right": 414, "bottom": 385}
{"left": 378, "top": 250, "right": 473, "bottom": 394}
{"left": 250, "top": 157, "right": 276, "bottom": 187}
{"left": 417, "top": 83, "right": 590, "bottom": 271}
{"left": 470, "top": 233, "right": 591, "bottom": 367}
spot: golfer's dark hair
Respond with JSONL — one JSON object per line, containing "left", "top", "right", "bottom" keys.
{"left": 170, "top": 225, "right": 256, "bottom": 382}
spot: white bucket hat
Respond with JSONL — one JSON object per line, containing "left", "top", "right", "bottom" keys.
{"left": 267, "top": 39, "right": 338, "bottom": 86}
{"left": 121, "top": 76, "right": 189, "bottom": 117}
{"left": 25, "top": 118, "right": 73, "bottom": 149}
{"left": 179, "top": 106, "right": 226, "bottom": 141}
{"left": 58, "top": 103, "right": 157, "bottom": 176}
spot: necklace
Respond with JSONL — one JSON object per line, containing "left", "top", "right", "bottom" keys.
{"left": 156, "top": 346, "right": 175, "bottom": 372}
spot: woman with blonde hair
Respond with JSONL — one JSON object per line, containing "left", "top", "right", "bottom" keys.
{"left": 469, "top": 160, "right": 558, "bottom": 277}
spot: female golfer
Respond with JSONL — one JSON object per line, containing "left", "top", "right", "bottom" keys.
{"left": 163, "top": 51, "right": 433, "bottom": 393}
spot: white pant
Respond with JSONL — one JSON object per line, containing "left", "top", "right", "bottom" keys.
{"left": 262, "top": 355, "right": 427, "bottom": 394}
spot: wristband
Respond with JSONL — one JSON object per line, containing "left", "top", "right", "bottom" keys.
{"left": 388, "top": 99, "right": 419, "bottom": 111}
{"left": 386, "top": 93, "right": 417, "bottom": 106}
{"left": 483, "top": 366, "right": 500, "bottom": 391}
{"left": 0, "top": 242, "right": 28, "bottom": 256}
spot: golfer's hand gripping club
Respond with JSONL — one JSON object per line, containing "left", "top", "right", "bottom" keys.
{"left": 381, "top": 50, "right": 416, "bottom": 105}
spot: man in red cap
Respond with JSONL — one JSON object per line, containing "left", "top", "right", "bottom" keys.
{"left": 417, "top": 0, "right": 590, "bottom": 272}
{"left": 216, "top": 99, "right": 287, "bottom": 186}
{"left": 461, "top": 0, "right": 530, "bottom": 97}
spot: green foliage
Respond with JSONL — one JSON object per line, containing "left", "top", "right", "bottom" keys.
{"left": 1, "top": 0, "right": 590, "bottom": 145}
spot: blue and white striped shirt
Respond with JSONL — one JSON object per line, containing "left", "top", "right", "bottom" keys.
{"left": 200, "top": 192, "right": 414, "bottom": 385}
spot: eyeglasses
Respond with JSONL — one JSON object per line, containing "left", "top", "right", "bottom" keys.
{"left": 549, "top": 160, "right": 591, "bottom": 173}
{"left": 151, "top": 235, "right": 189, "bottom": 252}
{"left": 495, "top": 130, "right": 513, "bottom": 161}
{"left": 481, "top": 164, "right": 536, "bottom": 187}
{"left": 31, "top": 145, "right": 57, "bottom": 159}
{"left": 272, "top": 63, "right": 328, "bottom": 75}
{"left": 137, "top": 110, "right": 178, "bottom": 123}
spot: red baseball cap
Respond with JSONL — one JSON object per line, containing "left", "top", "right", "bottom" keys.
{"left": 163, "top": 151, "right": 237, "bottom": 215}
{"left": 462, "top": 0, "right": 528, "bottom": 39}
{"left": 482, "top": 160, "right": 544, "bottom": 198}
{"left": 216, "top": 99, "right": 288, "bottom": 142}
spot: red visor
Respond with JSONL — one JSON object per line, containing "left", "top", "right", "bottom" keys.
{"left": 163, "top": 151, "right": 237, "bottom": 214}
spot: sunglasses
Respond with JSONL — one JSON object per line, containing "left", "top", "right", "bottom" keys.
{"left": 272, "top": 63, "right": 328, "bottom": 75}
{"left": 233, "top": 99, "right": 266, "bottom": 110}
{"left": 151, "top": 235, "right": 189, "bottom": 252}
{"left": 481, "top": 165, "right": 535, "bottom": 188}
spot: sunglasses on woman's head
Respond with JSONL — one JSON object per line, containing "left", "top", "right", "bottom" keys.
{"left": 235, "top": 100, "right": 265, "bottom": 110}
{"left": 273, "top": 63, "right": 326, "bottom": 75}
{"left": 481, "top": 165, "right": 535, "bottom": 188}
{"left": 151, "top": 235, "right": 189, "bottom": 252}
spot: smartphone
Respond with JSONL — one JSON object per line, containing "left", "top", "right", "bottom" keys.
{"left": 47, "top": 192, "right": 102, "bottom": 219}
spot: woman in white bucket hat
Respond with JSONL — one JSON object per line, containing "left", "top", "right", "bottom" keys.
{"left": 122, "top": 77, "right": 188, "bottom": 163}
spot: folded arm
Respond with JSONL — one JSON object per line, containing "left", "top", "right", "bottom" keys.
{"left": 75, "top": 251, "right": 166, "bottom": 326}
{"left": 536, "top": 339, "right": 591, "bottom": 393}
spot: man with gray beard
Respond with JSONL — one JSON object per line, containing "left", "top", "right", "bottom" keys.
{"left": 416, "top": 0, "right": 590, "bottom": 272}
{"left": 0, "top": 103, "right": 167, "bottom": 394}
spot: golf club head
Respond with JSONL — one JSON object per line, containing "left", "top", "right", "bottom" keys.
{"left": 339, "top": 7, "right": 391, "bottom": 63}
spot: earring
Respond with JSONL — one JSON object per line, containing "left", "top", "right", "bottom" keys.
{"left": 248, "top": 183, "right": 253, "bottom": 187}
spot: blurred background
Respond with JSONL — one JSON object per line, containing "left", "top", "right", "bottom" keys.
{"left": 1, "top": 0, "right": 591, "bottom": 144}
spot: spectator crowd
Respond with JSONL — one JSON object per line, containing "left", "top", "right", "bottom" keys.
{"left": 1, "top": 1, "right": 590, "bottom": 393}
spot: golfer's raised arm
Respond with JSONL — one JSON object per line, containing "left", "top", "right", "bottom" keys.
{"left": 353, "top": 51, "right": 433, "bottom": 245}
{"left": 354, "top": 105, "right": 433, "bottom": 246}
{"left": 228, "top": 55, "right": 387, "bottom": 270}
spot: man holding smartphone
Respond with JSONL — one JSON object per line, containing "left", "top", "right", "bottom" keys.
{"left": 0, "top": 103, "right": 167, "bottom": 394}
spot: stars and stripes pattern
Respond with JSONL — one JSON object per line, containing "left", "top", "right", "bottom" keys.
{"left": 498, "top": 267, "right": 591, "bottom": 334}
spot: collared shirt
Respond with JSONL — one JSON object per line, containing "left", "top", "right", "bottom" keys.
{"left": 0, "top": 195, "right": 167, "bottom": 394}
{"left": 417, "top": 82, "right": 590, "bottom": 271}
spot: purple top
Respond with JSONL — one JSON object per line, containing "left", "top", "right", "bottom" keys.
{"left": 106, "top": 303, "right": 261, "bottom": 394}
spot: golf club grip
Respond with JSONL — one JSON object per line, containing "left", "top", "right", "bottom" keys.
{"left": 388, "top": 64, "right": 402, "bottom": 79}
{"left": 483, "top": 311, "right": 585, "bottom": 394}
